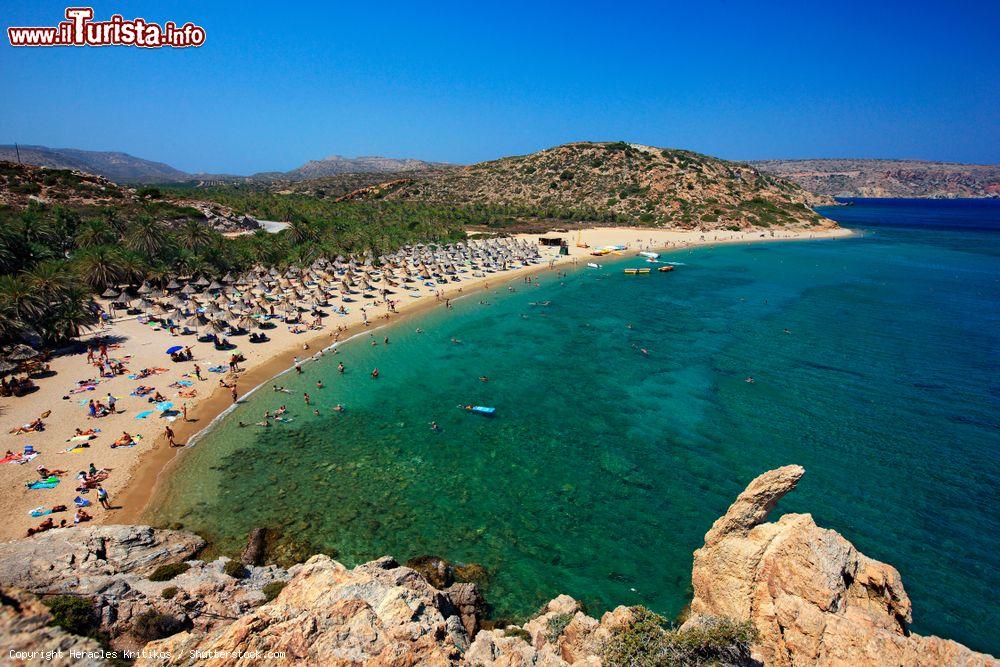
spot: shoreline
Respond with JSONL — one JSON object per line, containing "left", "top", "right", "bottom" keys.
{"left": 0, "top": 225, "right": 851, "bottom": 540}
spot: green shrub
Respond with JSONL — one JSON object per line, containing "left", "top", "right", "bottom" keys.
{"left": 43, "top": 595, "right": 98, "bottom": 636}
{"left": 223, "top": 559, "right": 248, "bottom": 579}
{"left": 160, "top": 586, "right": 179, "bottom": 599}
{"left": 546, "top": 612, "right": 575, "bottom": 642}
{"left": 600, "top": 606, "right": 757, "bottom": 666}
{"left": 262, "top": 581, "right": 287, "bottom": 602}
{"left": 148, "top": 562, "right": 191, "bottom": 582}
{"left": 132, "top": 610, "right": 187, "bottom": 641}
{"left": 503, "top": 627, "right": 532, "bottom": 643}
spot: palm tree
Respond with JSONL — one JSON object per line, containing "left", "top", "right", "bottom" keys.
{"left": 285, "top": 219, "right": 317, "bottom": 246}
{"left": 125, "top": 216, "right": 167, "bottom": 258}
{"left": 117, "top": 251, "right": 148, "bottom": 286}
{"left": 43, "top": 285, "right": 98, "bottom": 343}
{"left": 0, "top": 275, "right": 41, "bottom": 344}
{"left": 75, "top": 219, "right": 118, "bottom": 249}
{"left": 73, "top": 246, "right": 125, "bottom": 291}
{"left": 176, "top": 219, "right": 215, "bottom": 251}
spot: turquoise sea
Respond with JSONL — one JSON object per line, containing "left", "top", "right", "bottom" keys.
{"left": 149, "top": 199, "right": 999, "bottom": 654}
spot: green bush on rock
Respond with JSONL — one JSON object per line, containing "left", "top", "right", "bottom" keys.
{"left": 262, "top": 581, "right": 287, "bottom": 602}
{"left": 132, "top": 610, "right": 187, "bottom": 642}
{"left": 600, "top": 606, "right": 758, "bottom": 667}
{"left": 43, "top": 595, "right": 99, "bottom": 636}
{"left": 148, "top": 562, "right": 190, "bottom": 582}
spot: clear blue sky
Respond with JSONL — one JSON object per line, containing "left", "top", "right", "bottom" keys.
{"left": 2, "top": 0, "right": 998, "bottom": 174}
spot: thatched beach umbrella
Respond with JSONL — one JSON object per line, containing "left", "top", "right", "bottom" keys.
{"left": 6, "top": 344, "right": 39, "bottom": 361}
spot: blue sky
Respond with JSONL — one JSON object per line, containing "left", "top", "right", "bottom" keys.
{"left": 2, "top": 0, "right": 998, "bottom": 173}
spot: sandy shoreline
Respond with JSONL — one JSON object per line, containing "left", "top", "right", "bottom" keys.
{"left": 0, "top": 225, "right": 850, "bottom": 540}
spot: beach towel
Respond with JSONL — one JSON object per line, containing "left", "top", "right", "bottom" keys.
{"left": 62, "top": 444, "right": 90, "bottom": 453}
{"left": 15, "top": 453, "right": 39, "bottom": 464}
{"left": 27, "top": 479, "right": 59, "bottom": 490}
{"left": 208, "top": 365, "right": 226, "bottom": 373}
{"left": 68, "top": 435, "right": 96, "bottom": 443}
{"left": 29, "top": 508, "right": 52, "bottom": 517}
{"left": 135, "top": 410, "right": 154, "bottom": 420}
{"left": 70, "top": 385, "right": 97, "bottom": 394}
{"left": 155, "top": 401, "right": 174, "bottom": 412}
{"left": 0, "top": 454, "right": 18, "bottom": 464}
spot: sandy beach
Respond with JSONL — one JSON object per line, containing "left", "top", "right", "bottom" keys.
{"left": 0, "top": 225, "right": 849, "bottom": 541}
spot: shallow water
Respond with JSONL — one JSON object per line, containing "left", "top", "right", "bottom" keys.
{"left": 150, "top": 199, "right": 1000, "bottom": 653}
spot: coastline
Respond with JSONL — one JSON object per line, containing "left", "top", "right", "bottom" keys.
{"left": 0, "top": 224, "right": 851, "bottom": 540}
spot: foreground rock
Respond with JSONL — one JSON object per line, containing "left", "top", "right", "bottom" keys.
{"left": 0, "top": 469, "right": 994, "bottom": 666}
{"left": 140, "top": 555, "right": 471, "bottom": 666}
{"left": 687, "top": 465, "right": 996, "bottom": 666}
{"left": 0, "top": 588, "right": 105, "bottom": 666}
{"left": 0, "top": 525, "right": 288, "bottom": 649}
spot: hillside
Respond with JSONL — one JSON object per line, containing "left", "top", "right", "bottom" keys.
{"left": 279, "top": 155, "right": 453, "bottom": 181}
{"left": 0, "top": 144, "right": 453, "bottom": 185}
{"left": 345, "top": 142, "right": 836, "bottom": 230}
{"left": 751, "top": 158, "right": 1000, "bottom": 198}
{"left": 275, "top": 168, "right": 455, "bottom": 198}
{"left": 0, "top": 161, "right": 257, "bottom": 233}
{"left": 0, "top": 145, "right": 190, "bottom": 184}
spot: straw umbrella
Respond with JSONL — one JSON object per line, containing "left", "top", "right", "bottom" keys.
{"left": 5, "top": 344, "right": 38, "bottom": 362}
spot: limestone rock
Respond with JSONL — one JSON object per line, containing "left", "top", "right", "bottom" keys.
{"left": 138, "top": 555, "right": 470, "bottom": 666}
{"left": 687, "top": 466, "right": 997, "bottom": 666}
{"left": 0, "top": 526, "right": 287, "bottom": 649}
{"left": 444, "top": 582, "right": 485, "bottom": 637}
{"left": 0, "top": 588, "right": 105, "bottom": 666}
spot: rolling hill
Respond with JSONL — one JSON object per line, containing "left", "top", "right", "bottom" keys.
{"left": 0, "top": 145, "right": 453, "bottom": 185}
{"left": 0, "top": 145, "right": 190, "bottom": 184}
{"left": 750, "top": 159, "right": 1000, "bottom": 198}
{"left": 342, "top": 141, "right": 835, "bottom": 230}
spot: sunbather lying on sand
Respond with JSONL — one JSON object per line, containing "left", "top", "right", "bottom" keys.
{"left": 111, "top": 432, "right": 135, "bottom": 448}
{"left": 10, "top": 418, "right": 44, "bottom": 434}
{"left": 178, "top": 389, "right": 197, "bottom": 398}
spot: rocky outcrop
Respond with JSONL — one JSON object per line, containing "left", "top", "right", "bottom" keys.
{"left": 139, "top": 555, "right": 471, "bottom": 666}
{"left": 687, "top": 466, "right": 996, "bottom": 666}
{"left": 1, "top": 473, "right": 994, "bottom": 666}
{"left": 0, "top": 588, "right": 105, "bottom": 666}
{"left": 0, "top": 525, "right": 287, "bottom": 649}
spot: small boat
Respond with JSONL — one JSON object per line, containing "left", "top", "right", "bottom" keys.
{"left": 461, "top": 405, "right": 496, "bottom": 416}
{"left": 586, "top": 262, "right": 602, "bottom": 269}
{"left": 624, "top": 268, "right": 651, "bottom": 275}
{"left": 639, "top": 251, "right": 660, "bottom": 259}
{"left": 658, "top": 265, "right": 674, "bottom": 273}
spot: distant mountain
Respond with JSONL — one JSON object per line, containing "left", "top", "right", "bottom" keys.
{"left": 0, "top": 145, "right": 190, "bottom": 184}
{"left": 277, "top": 156, "right": 454, "bottom": 181}
{"left": 343, "top": 141, "right": 835, "bottom": 231}
{"left": 0, "top": 144, "right": 453, "bottom": 185}
{"left": 750, "top": 159, "right": 1000, "bottom": 198}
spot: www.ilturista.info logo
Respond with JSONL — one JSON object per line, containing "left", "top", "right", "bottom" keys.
{"left": 7, "top": 7, "right": 206, "bottom": 48}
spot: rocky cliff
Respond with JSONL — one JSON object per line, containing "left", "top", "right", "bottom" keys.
{"left": 750, "top": 159, "right": 1000, "bottom": 199}
{"left": 686, "top": 465, "right": 994, "bottom": 666}
{"left": 0, "top": 469, "right": 994, "bottom": 666}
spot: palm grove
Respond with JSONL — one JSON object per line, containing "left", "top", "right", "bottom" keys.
{"left": 0, "top": 188, "right": 479, "bottom": 349}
